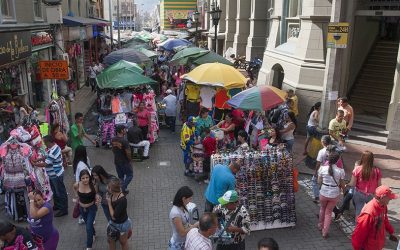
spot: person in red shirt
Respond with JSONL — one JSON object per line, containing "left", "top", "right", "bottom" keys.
{"left": 202, "top": 128, "right": 216, "bottom": 184}
{"left": 231, "top": 108, "right": 245, "bottom": 139}
{"left": 352, "top": 185, "right": 398, "bottom": 250}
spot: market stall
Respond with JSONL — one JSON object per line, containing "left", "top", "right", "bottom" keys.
{"left": 211, "top": 146, "right": 296, "bottom": 231}
{"left": 95, "top": 60, "right": 158, "bottom": 146}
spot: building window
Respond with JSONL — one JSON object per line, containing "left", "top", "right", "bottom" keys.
{"left": 1, "top": 0, "right": 15, "bottom": 21}
{"left": 33, "top": 0, "right": 43, "bottom": 19}
{"left": 288, "top": 0, "right": 302, "bottom": 17}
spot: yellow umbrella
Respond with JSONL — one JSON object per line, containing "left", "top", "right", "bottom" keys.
{"left": 182, "top": 63, "right": 246, "bottom": 89}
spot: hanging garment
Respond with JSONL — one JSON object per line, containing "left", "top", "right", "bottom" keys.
{"left": 111, "top": 96, "right": 122, "bottom": 114}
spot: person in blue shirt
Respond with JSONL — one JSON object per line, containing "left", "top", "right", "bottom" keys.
{"left": 204, "top": 161, "right": 241, "bottom": 212}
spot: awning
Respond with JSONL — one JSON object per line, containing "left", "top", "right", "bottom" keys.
{"left": 63, "top": 16, "right": 111, "bottom": 27}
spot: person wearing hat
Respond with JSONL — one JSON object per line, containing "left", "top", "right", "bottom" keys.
{"left": 352, "top": 185, "right": 398, "bottom": 250}
{"left": 180, "top": 116, "right": 196, "bottom": 177}
{"left": 162, "top": 88, "right": 177, "bottom": 132}
{"left": 0, "top": 220, "right": 37, "bottom": 249}
{"left": 213, "top": 190, "right": 250, "bottom": 250}
{"left": 111, "top": 125, "right": 133, "bottom": 194}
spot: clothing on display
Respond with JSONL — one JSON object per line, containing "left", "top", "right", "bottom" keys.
{"left": 47, "top": 97, "right": 70, "bottom": 135}
{"left": 211, "top": 147, "right": 296, "bottom": 231}
{"left": 199, "top": 87, "right": 216, "bottom": 110}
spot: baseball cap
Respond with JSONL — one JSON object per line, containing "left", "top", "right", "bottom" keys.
{"left": 218, "top": 190, "right": 239, "bottom": 205}
{"left": 375, "top": 185, "right": 399, "bottom": 199}
{"left": 166, "top": 89, "right": 172, "bottom": 94}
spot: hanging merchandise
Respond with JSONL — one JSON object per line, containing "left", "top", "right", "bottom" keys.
{"left": 47, "top": 97, "right": 70, "bottom": 134}
{"left": 211, "top": 147, "right": 296, "bottom": 231}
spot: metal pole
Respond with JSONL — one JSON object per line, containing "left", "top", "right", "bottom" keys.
{"left": 109, "top": 0, "right": 114, "bottom": 49}
{"left": 117, "top": 0, "right": 121, "bottom": 48}
{"left": 195, "top": 21, "right": 198, "bottom": 47}
{"left": 214, "top": 23, "right": 217, "bottom": 53}
{"left": 130, "top": 0, "right": 133, "bottom": 30}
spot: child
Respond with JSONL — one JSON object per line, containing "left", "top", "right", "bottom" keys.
{"left": 202, "top": 128, "right": 216, "bottom": 184}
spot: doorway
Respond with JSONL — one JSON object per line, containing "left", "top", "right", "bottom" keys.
{"left": 271, "top": 64, "right": 284, "bottom": 89}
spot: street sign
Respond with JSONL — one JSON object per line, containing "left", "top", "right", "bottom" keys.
{"left": 38, "top": 60, "right": 68, "bottom": 79}
{"left": 327, "top": 22, "right": 349, "bottom": 49}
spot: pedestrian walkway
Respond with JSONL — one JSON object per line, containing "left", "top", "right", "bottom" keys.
{"left": 70, "top": 86, "right": 97, "bottom": 116}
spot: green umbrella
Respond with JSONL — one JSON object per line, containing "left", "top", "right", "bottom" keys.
{"left": 102, "top": 60, "right": 143, "bottom": 74}
{"left": 169, "top": 47, "right": 209, "bottom": 65}
{"left": 96, "top": 68, "right": 156, "bottom": 89}
{"left": 136, "top": 47, "right": 157, "bottom": 59}
{"left": 192, "top": 51, "right": 234, "bottom": 66}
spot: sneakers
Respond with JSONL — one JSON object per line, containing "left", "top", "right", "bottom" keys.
{"left": 78, "top": 217, "right": 85, "bottom": 225}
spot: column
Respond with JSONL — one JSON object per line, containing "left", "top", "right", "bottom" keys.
{"left": 246, "top": 0, "right": 268, "bottom": 59}
{"left": 217, "top": 0, "right": 226, "bottom": 54}
{"left": 224, "top": 0, "right": 237, "bottom": 51}
{"left": 232, "top": 0, "right": 251, "bottom": 57}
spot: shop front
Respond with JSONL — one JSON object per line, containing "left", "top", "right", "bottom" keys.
{"left": 28, "top": 30, "right": 54, "bottom": 107}
{"left": 0, "top": 31, "right": 32, "bottom": 105}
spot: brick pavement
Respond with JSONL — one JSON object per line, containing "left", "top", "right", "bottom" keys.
{"left": 54, "top": 129, "right": 354, "bottom": 250}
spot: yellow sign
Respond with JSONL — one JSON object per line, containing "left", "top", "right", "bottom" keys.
{"left": 39, "top": 60, "right": 69, "bottom": 80}
{"left": 327, "top": 22, "right": 349, "bottom": 49}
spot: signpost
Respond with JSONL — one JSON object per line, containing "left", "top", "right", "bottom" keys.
{"left": 327, "top": 22, "right": 349, "bottom": 49}
{"left": 38, "top": 60, "right": 69, "bottom": 79}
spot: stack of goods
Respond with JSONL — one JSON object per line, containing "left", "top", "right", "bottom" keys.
{"left": 47, "top": 97, "right": 70, "bottom": 134}
{"left": 211, "top": 147, "right": 296, "bottom": 231}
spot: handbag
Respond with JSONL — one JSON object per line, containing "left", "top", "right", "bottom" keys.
{"left": 107, "top": 223, "right": 120, "bottom": 241}
{"left": 72, "top": 202, "right": 80, "bottom": 218}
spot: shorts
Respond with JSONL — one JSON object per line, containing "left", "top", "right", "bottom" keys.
{"left": 109, "top": 218, "right": 132, "bottom": 235}
{"left": 306, "top": 125, "right": 318, "bottom": 138}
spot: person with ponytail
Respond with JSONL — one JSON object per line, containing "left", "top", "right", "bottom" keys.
{"left": 347, "top": 151, "right": 382, "bottom": 219}
{"left": 317, "top": 152, "right": 345, "bottom": 238}
{"left": 303, "top": 102, "right": 322, "bottom": 155}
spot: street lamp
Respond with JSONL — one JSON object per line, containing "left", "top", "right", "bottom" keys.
{"left": 208, "top": 1, "right": 222, "bottom": 53}
{"left": 193, "top": 10, "right": 200, "bottom": 47}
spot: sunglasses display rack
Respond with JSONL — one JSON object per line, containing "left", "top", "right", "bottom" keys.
{"left": 211, "top": 147, "right": 296, "bottom": 231}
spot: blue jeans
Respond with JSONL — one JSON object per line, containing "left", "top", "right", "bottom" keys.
{"left": 311, "top": 175, "right": 319, "bottom": 199}
{"left": 353, "top": 189, "right": 374, "bottom": 219}
{"left": 80, "top": 204, "right": 97, "bottom": 248}
{"left": 285, "top": 139, "right": 294, "bottom": 152}
{"left": 49, "top": 174, "right": 68, "bottom": 213}
{"left": 102, "top": 203, "right": 111, "bottom": 222}
{"left": 115, "top": 162, "right": 133, "bottom": 192}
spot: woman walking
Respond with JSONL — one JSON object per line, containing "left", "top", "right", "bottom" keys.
{"left": 317, "top": 152, "right": 345, "bottom": 238}
{"left": 106, "top": 178, "right": 131, "bottom": 250}
{"left": 73, "top": 170, "right": 99, "bottom": 250}
{"left": 27, "top": 190, "right": 59, "bottom": 249}
{"left": 136, "top": 101, "right": 151, "bottom": 140}
{"left": 92, "top": 165, "right": 115, "bottom": 222}
{"left": 303, "top": 102, "right": 321, "bottom": 155}
{"left": 168, "top": 186, "right": 199, "bottom": 250}
{"left": 347, "top": 151, "right": 382, "bottom": 219}
{"left": 73, "top": 145, "right": 91, "bottom": 183}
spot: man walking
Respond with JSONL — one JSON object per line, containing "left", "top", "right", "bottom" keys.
{"left": 32, "top": 135, "right": 68, "bottom": 217}
{"left": 352, "top": 185, "right": 398, "bottom": 250}
{"left": 111, "top": 125, "right": 133, "bottom": 194}
{"left": 328, "top": 110, "right": 347, "bottom": 146}
{"left": 204, "top": 161, "right": 240, "bottom": 212}
{"left": 181, "top": 116, "right": 196, "bottom": 177}
{"left": 213, "top": 190, "right": 250, "bottom": 250}
{"left": 127, "top": 119, "right": 150, "bottom": 160}
{"left": 70, "top": 112, "right": 95, "bottom": 152}
{"left": 162, "top": 89, "right": 177, "bottom": 132}
{"left": 88, "top": 61, "right": 98, "bottom": 92}
{"left": 185, "top": 212, "right": 218, "bottom": 250}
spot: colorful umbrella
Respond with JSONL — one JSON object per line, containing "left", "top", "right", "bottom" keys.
{"left": 102, "top": 60, "right": 143, "bottom": 74}
{"left": 192, "top": 51, "right": 233, "bottom": 66}
{"left": 136, "top": 47, "right": 157, "bottom": 59}
{"left": 169, "top": 47, "right": 209, "bottom": 65}
{"left": 227, "top": 85, "right": 287, "bottom": 111}
{"left": 182, "top": 63, "right": 246, "bottom": 89}
{"left": 103, "top": 48, "right": 151, "bottom": 66}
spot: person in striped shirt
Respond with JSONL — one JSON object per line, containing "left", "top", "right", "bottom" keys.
{"left": 184, "top": 213, "right": 218, "bottom": 250}
{"left": 33, "top": 135, "right": 68, "bottom": 217}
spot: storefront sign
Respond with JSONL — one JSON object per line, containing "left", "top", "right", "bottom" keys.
{"left": 0, "top": 31, "right": 32, "bottom": 67}
{"left": 31, "top": 31, "right": 53, "bottom": 50}
{"left": 327, "top": 22, "right": 349, "bottom": 49}
{"left": 38, "top": 60, "right": 69, "bottom": 79}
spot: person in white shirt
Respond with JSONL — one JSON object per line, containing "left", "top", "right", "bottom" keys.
{"left": 88, "top": 61, "right": 98, "bottom": 92}
{"left": 162, "top": 89, "right": 177, "bottom": 132}
{"left": 303, "top": 102, "right": 321, "bottom": 155}
{"left": 312, "top": 135, "right": 332, "bottom": 202}
{"left": 317, "top": 152, "right": 345, "bottom": 238}
{"left": 185, "top": 213, "right": 218, "bottom": 250}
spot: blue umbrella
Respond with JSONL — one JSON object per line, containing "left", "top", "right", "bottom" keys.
{"left": 158, "top": 39, "right": 192, "bottom": 51}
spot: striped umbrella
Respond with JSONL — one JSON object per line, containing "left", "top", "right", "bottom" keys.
{"left": 227, "top": 85, "right": 287, "bottom": 111}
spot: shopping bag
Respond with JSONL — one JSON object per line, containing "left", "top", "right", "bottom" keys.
{"left": 293, "top": 167, "right": 299, "bottom": 192}
{"left": 72, "top": 202, "right": 80, "bottom": 218}
{"left": 307, "top": 137, "right": 323, "bottom": 159}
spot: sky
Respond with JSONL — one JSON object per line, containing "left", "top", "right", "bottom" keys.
{"left": 134, "top": 0, "right": 159, "bottom": 13}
